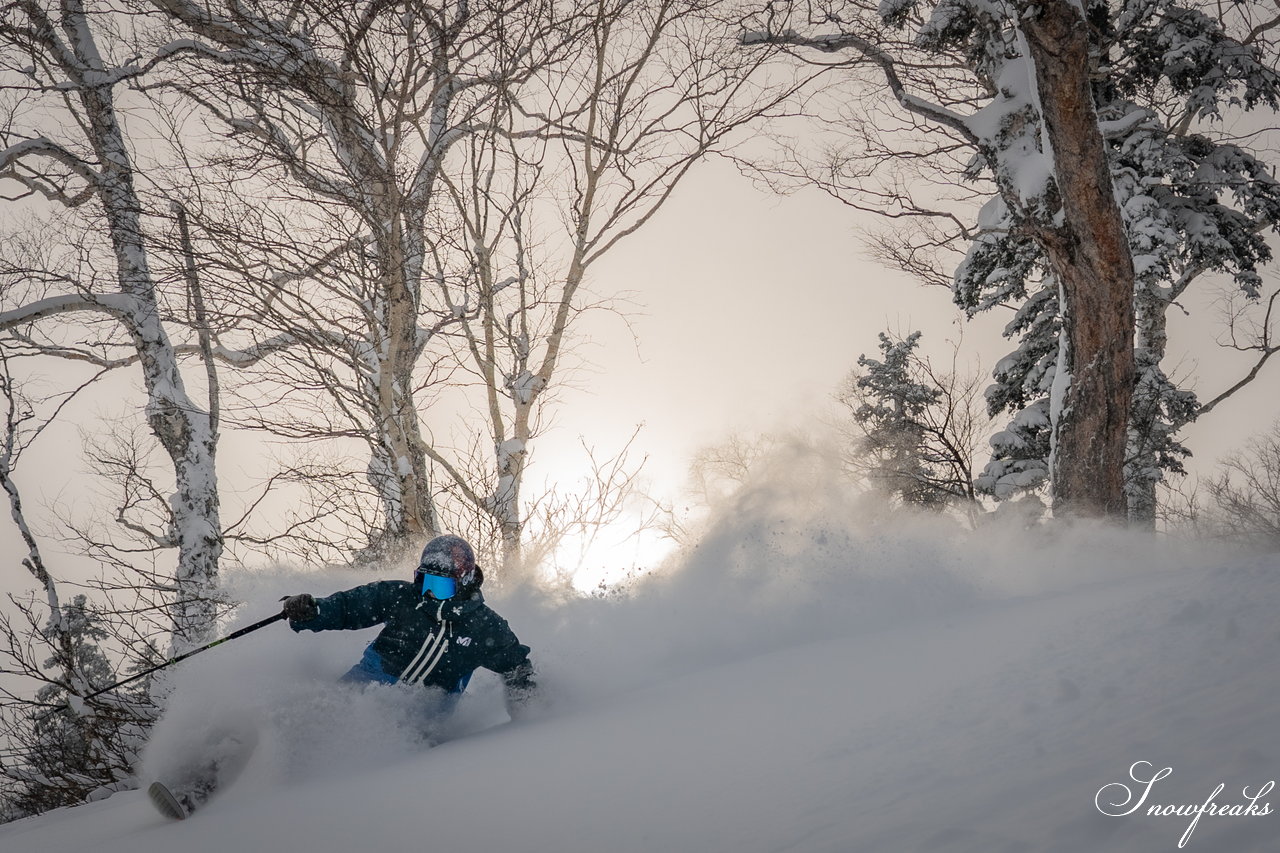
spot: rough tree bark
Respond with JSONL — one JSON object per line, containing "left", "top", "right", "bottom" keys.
{"left": 748, "top": 0, "right": 1136, "bottom": 521}
{"left": 1020, "top": 0, "right": 1135, "bottom": 520}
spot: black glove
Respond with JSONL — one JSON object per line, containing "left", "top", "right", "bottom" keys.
{"left": 281, "top": 593, "right": 318, "bottom": 622}
{"left": 502, "top": 661, "right": 539, "bottom": 720}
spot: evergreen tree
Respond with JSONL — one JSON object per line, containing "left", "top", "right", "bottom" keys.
{"left": 954, "top": 0, "right": 1280, "bottom": 524}
{"left": 1, "top": 597, "right": 150, "bottom": 819}
{"left": 842, "top": 331, "right": 984, "bottom": 510}
{"left": 749, "top": 0, "right": 1280, "bottom": 521}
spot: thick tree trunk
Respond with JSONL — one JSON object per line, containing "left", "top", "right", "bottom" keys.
{"left": 1021, "top": 0, "right": 1135, "bottom": 521}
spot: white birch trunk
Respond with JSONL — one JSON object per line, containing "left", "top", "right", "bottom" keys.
{"left": 150, "top": 0, "right": 465, "bottom": 557}
{"left": 60, "top": 2, "right": 222, "bottom": 647}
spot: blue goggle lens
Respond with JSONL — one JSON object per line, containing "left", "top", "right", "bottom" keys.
{"left": 416, "top": 570, "right": 457, "bottom": 600}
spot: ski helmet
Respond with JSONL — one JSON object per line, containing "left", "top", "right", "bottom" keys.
{"left": 414, "top": 535, "right": 478, "bottom": 600}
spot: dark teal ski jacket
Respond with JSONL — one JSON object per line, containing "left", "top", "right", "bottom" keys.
{"left": 288, "top": 578, "right": 535, "bottom": 700}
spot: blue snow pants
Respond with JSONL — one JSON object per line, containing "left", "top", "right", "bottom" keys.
{"left": 339, "top": 644, "right": 471, "bottom": 722}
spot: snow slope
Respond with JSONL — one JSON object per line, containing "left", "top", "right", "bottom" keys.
{"left": 4, "top": 464, "right": 1279, "bottom": 853}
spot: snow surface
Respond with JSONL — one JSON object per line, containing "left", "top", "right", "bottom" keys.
{"left": 4, "top": 454, "right": 1279, "bottom": 853}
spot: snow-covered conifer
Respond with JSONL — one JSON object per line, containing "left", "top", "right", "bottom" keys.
{"left": 841, "top": 331, "right": 986, "bottom": 511}
{"left": 748, "top": 0, "right": 1280, "bottom": 522}
{"left": 1, "top": 597, "right": 149, "bottom": 818}
{"left": 955, "top": 0, "right": 1280, "bottom": 525}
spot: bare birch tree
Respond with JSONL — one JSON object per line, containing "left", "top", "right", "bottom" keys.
{"left": 136, "top": 0, "right": 592, "bottom": 563}
{"left": 136, "top": 0, "right": 805, "bottom": 572}
{"left": 428, "top": 0, "right": 808, "bottom": 569}
{"left": 0, "top": 1, "right": 222, "bottom": 645}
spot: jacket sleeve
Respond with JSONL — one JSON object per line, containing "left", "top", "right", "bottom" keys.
{"left": 477, "top": 609, "right": 537, "bottom": 715}
{"left": 289, "top": 581, "right": 399, "bottom": 633}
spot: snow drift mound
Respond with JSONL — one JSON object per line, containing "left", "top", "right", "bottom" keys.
{"left": 139, "top": 439, "right": 1255, "bottom": 803}
{"left": 4, "top": 440, "right": 1277, "bottom": 853}
{"left": 504, "top": 440, "right": 1235, "bottom": 703}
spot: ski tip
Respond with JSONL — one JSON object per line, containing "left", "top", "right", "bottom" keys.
{"left": 147, "top": 781, "right": 189, "bottom": 821}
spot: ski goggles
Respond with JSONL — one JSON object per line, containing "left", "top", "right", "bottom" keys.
{"left": 414, "top": 567, "right": 457, "bottom": 600}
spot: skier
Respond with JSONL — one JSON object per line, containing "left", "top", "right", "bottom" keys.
{"left": 283, "top": 533, "right": 537, "bottom": 711}
{"left": 148, "top": 534, "right": 536, "bottom": 820}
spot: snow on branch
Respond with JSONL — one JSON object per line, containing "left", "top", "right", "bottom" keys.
{"left": 0, "top": 294, "right": 137, "bottom": 330}
{"left": 59, "top": 329, "right": 312, "bottom": 371}
{"left": 0, "top": 137, "right": 100, "bottom": 206}
{"left": 200, "top": 334, "right": 299, "bottom": 367}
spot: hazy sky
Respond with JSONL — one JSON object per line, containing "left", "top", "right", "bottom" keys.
{"left": 538, "top": 161, "right": 996, "bottom": 493}
{"left": 4, "top": 155, "right": 1279, "bottom": 584}
{"left": 533, "top": 157, "right": 1280, "bottom": 526}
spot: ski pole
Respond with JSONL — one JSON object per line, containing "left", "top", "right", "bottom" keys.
{"left": 36, "top": 611, "right": 288, "bottom": 720}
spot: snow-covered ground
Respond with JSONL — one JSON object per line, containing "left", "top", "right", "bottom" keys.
{"left": 4, "top": 461, "right": 1279, "bottom": 853}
